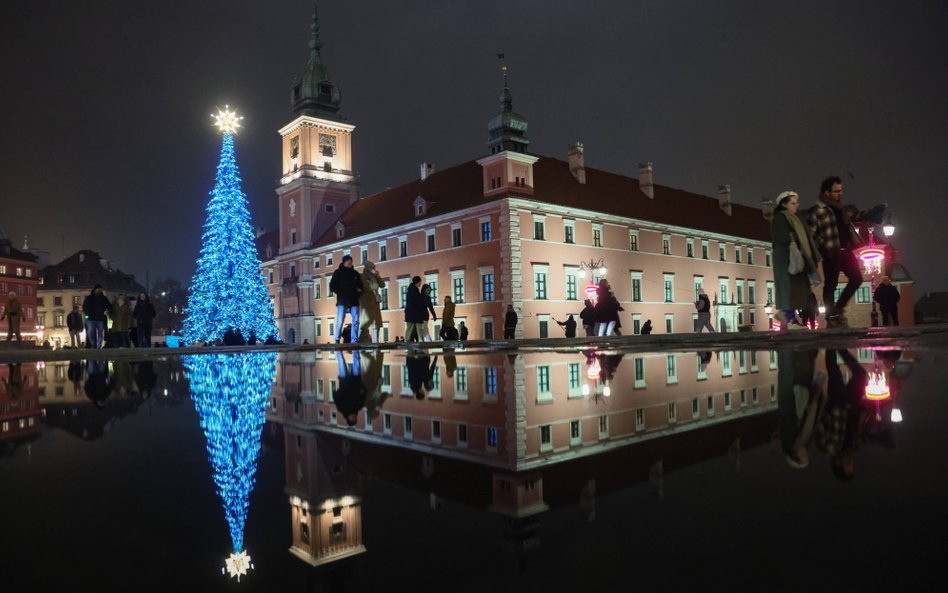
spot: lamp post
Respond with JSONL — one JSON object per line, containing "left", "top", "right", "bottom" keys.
{"left": 858, "top": 217, "right": 894, "bottom": 327}
{"left": 577, "top": 257, "right": 607, "bottom": 300}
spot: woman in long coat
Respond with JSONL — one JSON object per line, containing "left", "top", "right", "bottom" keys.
{"left": 771, "top": 191, "right": 822, "bottom": 328}
{"left": 358, "top": 261, "right": 384, "bottom": 342}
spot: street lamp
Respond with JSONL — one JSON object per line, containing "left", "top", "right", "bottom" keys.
{"left": 858, "top": 217, "right": 894, "bottom": 327}
{"left": 577, "top": 257, "right": 607, "bottom": 279}
{"left": 764, "top": 303, "right": 774, "bottom": 315}
{"left": 883, "top": 214, "right": 895, "bottom": 238}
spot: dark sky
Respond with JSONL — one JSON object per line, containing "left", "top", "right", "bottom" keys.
{"left": 3, "top": 1, "right": 947, "bottom": 295}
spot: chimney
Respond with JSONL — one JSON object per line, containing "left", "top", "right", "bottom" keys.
{"left": 568, "top": 143, "right": 586, "bottom": 184}
{"left": 718, "top": 184, "right": 732, "bottom": 216}
{"left": 760, "top": 198, "right": 774, "bottom": 223}
{"left": 639, "top": 162, "right": 654, "bottom": 199}
{"left": 420, "top": 162, "right": 435, "bottom": 180}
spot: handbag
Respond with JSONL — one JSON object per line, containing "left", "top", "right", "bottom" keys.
{"left": 788, "top": 239, "right": 805, "bottom": 274}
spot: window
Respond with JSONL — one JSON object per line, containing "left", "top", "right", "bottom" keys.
{"left": 632, "top": 314, "right": 642, "bottom": 335}
{"left": 37, "top": 313, "right": 46, "bottom": 327}
{"left": 485, "top": 368, "right": 498, "bottom": 395}
{"left": 593, "top": 224, "right": 603, "bottom": 247}
{"left": 694, "top": 276, "right": 704, "bottom": 301}
{"left": 384, "top": 413, "right": 392, "bottom": 434}
{"left": 666, "top": 355, "right": 677, "bottom": 384}
{"left": 736, "top": 280, "right": 744, "bottom": 304}
{"left": 398, "top": 278, "right": 409, "bottom": 308}
{"left": 565, "top": 268, "right": 578, "bottom": 300}
{"left": 766, "top": 251, "right": 772, "bottom": 267}
{"left": 72, "top": 295, "right": 80, "bottom": 306}
{"left": 662, "top": 234, "right": 671, "bottom": 255}
{"left": 54, "top": 313, "right": 64, "bottom": 327}
{"left": 856, "top": 286, "right": 871, "bottom": 304}
{"left": 707, "top": 395, "right": 715, "bottom": 417}
{"left": 314, "top": 282, "right": 321, "bottom": 300}
{"left": 692, "top": 398, "right": 701, "bottom": 419}
{"left": 380, "top": 285, "right": 389, "bottom": 309}
{"left": 481, "top": 220, "right": 491, "bottom": 241}
{"left": 379, "top": 243, "right": 387, "bottom": 261}
{"left": 290, "top": 230, "right": 297, "bottom": 244}
{"left": 568, "top": 363, "right": 581, "bottom": 393}
{"left": 599, "top": 415, "right": 609, "bottom": 438}
{"left": 570, "top": 420, "right": 581, "bottom": 445}
{"left": 404, "top": 416, "right": 413, "bottom": 438}
{"left": 665, "top": 314, "right": 674, "bottom": 333}
{"left": 635, "top": 408, "right": 645, "bottom": 431}
{"left": 629, "top": 230, "right": 639, "bottom": 251}
{"left": 722, "top": 351, "right": 732, "bottom": 376}
{"left": 452, "top": 272, "right": 465, "bottom": 303}
{"left": 766, "top": 281, "right": 774, "bottom": 305}
{"left": 487, "top": 427, "right": 498, "bottom": 448}
{"left": 668, "top": 403, "right": 677, "bottom": 423}
{"left": 268, "top": 269, "right": 274, "bottom": 283}
{"left": 663, "top": 273, "right": 674, "bottom": 303}
{"left": 724, "top": 392, "right": 732, "bottom": 411}
{"left": 697, "top": 354, "right": 708, "bottom": 380}
{"left": 534, "top": 218, "right": 545, "bottom": 240}
{"left": 747, "top": 249, "right": 754, "bottom": 265}
{"left": 748, "top": 281, "right": 757, "bottom": 304}
{"left": 720, "top": 279, "right": 729, "bottom": 303}
{"left": 458, "top": 424, "right": 469, "bottom": 446}
{"left": 399, "top": 238, "right": 408, "bottom": 257}
{"left": 631, "top": 272, "right": 643, "bottom": 302}
{"left": 361, "top": 246, "right": 368, "bottom": 262}
{"left": 719, "top": 244, "right": 726, "bottom": 261}
{"left": 564, "top": 221, "right": 575, "bottom": 244}
{"left": 739, "top": 350, "right": 747, "bottom": 374}
{"left": 452, "top": 225, "right": 462, "bottom": 247}
{"left": 481, "top": 271, "right": 494, "bottom": 301}
{"left": 634, "top": 357, "right": 646, "bottom": 388}
{"left": 55, "top": 296, "right": 63, "bottom": 306}
{"left": 687, "top": 238, "right": 694, "bottom": 257}
{"left": 538, "top": 315, "right": 550, "bottom": 338}
{"left": 326, "top": 255, "right": 333, "bottom": 267}
{"left": 455, "top": 367, "right": 468, "bottom": 396}
{"left": 327, "top": 276, "right": 334, "bottom": 297}
{"left": 325, "top": 203, "right": 335, "bottom": 213}
{"left": 433, "top": 420, "right": 442, "bottom": 442}
{"left": 534, "top": 267, "right": 548, "bottom": 300}
{"left": 540, "top": 425, "right": 552, "bottom": 450}
{"left": 735, "top": 246, "right": 742, "bottom": 263}
{"left": 537, "top": 366, "right": 551, "bottom": 399}
{"left": 740, "top": 389, "right": 747, "bottom": 407}
{"left": 483, "top": 318, "right": 494, "bottom": 339}
{"left": 425, "top": 274, "right": 439, "bottom": 302}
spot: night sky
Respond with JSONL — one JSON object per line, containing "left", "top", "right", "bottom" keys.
{"left": 3, "top": 1, "right": 946, "bottom": 295}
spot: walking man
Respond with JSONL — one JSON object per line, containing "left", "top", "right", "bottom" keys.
{"left": 82, "top": 285, "right": 112, "bottom": 348}
{"left": 694, "top": 288, "right": 715, "bottom": 333}
{"left": 2, "top": 292, "right": 23, "bottom": 341}
{"left": 404, "top": 276, "right": 426, "bottom": 342}
{"left": 330, "top": 255, "right": 363, "bottom": 344}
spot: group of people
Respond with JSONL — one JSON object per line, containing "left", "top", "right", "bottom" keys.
{"left": 75, "top": 284, "right": 156, "bottom": 348}
{"left": 570, "top": 279, "right": 626, "bottom": 337}
{"left": 771, "top": 176, "right": 893, "bottom": 329}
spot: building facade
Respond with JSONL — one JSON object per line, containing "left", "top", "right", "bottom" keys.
{"left": 262, "top": 11, "right": 780, "bottom": 345}
{"left": 36, "top": 250, "right": 146, "bottom": 348}
{"left": 0, "top": 231, "right": 39, "bottom": 341}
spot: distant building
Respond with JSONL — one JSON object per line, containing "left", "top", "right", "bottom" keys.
{"left": 0, "top": 229, "right": 39, "bottom": 341}
{"left": 914, "top": 290, "right": 948, "bottom": 324}
{"left": 0, "top": 362, "right": 41, "bottom": 454}
{"left": 36, "top": 250, "right": 145, "bottom": 348}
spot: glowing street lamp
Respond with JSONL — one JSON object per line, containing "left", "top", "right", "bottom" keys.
{"left": 577, "top": 257, "right": 607, "bottom": 279}
{"left": 764, "top": 303, "right": 774, "bottom": 316}
{"left": 883, "top": 214, "right": 896, "bottom": 238}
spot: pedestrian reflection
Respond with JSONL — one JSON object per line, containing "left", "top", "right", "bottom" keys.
{"left": 776, "top": 350, "right": 824, "bottom": 469}
{"left": 818, "top": 349, "right": 870, "bottom": 481}
{"left": 407, "top": 352, "right": 438, "bottom": 399}
{"left": 133, "top": 361, "right": 157, "bottom": 400}
{"left": 333, "top": 351, "right": 366, "bottom": 426}
{"left": 361, "top": 351, "right": 389, "bottom": 423}
{"left": 84, "top": 360, "right": 112, "bottom": 408}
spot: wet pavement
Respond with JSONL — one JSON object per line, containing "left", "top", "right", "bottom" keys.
{"left": 1, "top": 328, "right": 946, "bottom": 591}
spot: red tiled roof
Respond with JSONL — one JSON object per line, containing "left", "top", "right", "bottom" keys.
{"left": 313, "top": 155, "right": 770, "bottom": 248}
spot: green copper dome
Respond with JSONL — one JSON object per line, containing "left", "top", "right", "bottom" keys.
{"left": 291, "top": 4, "right": 342, "bottom": 118}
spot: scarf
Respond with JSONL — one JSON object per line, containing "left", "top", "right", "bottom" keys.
{"left": 782, "top": 210, "right": 813, "bottom": 262}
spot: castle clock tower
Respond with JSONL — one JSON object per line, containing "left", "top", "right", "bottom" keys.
{"left": 277, "top": 4, "right": 357, "bottom": 255}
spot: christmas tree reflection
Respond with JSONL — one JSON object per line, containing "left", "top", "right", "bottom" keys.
{"left": 185, "top": 352, "right": 277, "bottom": 581}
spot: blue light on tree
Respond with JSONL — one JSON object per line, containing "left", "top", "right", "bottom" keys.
{"left": 185, "top": 352, "right": 277, "bottom": 581}
{"left": 183, "top": 107, "right": 278, "bottom": 344}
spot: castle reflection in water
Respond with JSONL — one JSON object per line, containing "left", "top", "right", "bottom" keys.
{"left": 265, "top": 346, "right": 782, "bottom": 567}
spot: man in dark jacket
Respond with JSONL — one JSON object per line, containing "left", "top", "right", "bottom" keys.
{"left": 556, "top": 314, "right": 578, "bottom": 338}
{"left": 458, "top": 321, "right": 469, "bottom": 341}
{"left": 67, "top": 305, "right": 84, "bottom": 348}
{"left": 504, "top": 305, "right": 518, "bottom": 339}
{"left": 694, "top": 288, "right": 715, "bottom": 333}
{"left": 333, "top": 351, "right": 366, "bottom": 426}
{"left": 873, "top": 276, "right": 901, "bottom": 326}
{"left": 82, "top": 285, "right": 113, "bottom": 349}
{"left": 579, "top": 299, "right": 596, "bottom": 337}
{"left": 404, "top": 276, "right": 426, "bottom": 342}
{"left": 329, "top": 255, "right": 363, "bottom": 344}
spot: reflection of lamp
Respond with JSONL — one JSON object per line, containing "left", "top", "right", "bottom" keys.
{"left": 890, "top": 407, "right": 903, "bottom": 423}
{"left": 764, "top": 303, "right": 774, "bottom": 315}
{"left": 865, "top": 370, "right": 891, "bottom": 421}
{"left": 587, "top": 358, "right": 601, "bottom": 380}
{"left": 603, "top": 385, "right": 611, "bottom": 397}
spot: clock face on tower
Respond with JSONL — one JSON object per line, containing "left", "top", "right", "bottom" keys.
{"left": 319, "top": 133, "right": 337, "bottom": 157}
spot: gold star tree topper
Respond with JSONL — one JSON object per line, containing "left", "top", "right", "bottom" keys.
{"left": 223, "top": 550, "right": 254, "bottom": 581}
{"left": 212, "top": 105, "right": 244, "bottom": 134}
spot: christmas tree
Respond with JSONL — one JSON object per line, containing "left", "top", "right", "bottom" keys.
{"left": 183, "top": 107, "right": 278, "bottom": 344}
{"left": 185, "top": 352, "right": 277, "bottom": 581}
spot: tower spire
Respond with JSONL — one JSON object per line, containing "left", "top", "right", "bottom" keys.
{"left": 291, "top": 3, "right": 342, "bottom": 118}
{"left": 486, "top": 61, "right": 529, "bottom": 154}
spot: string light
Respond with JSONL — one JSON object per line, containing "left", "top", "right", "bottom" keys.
{"left": 185, "top": 352, "right": 278, "bottom": 580}
{"left": 184, "top": 114, "right": 278, "bottom": 344}
{"left": 212, "top": 105, "right": 244, "bottom": 134}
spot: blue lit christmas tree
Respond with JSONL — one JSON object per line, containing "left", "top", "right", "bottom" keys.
{"left": 183, "top": 107, "right": 278, "bottom": 344}
{"left": 185, "top": 352, "right": 278, "bottom": 581}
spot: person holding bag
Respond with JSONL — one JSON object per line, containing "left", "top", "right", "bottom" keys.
{"left": 771, "top": 191, "right": 822, "bottom": 329}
